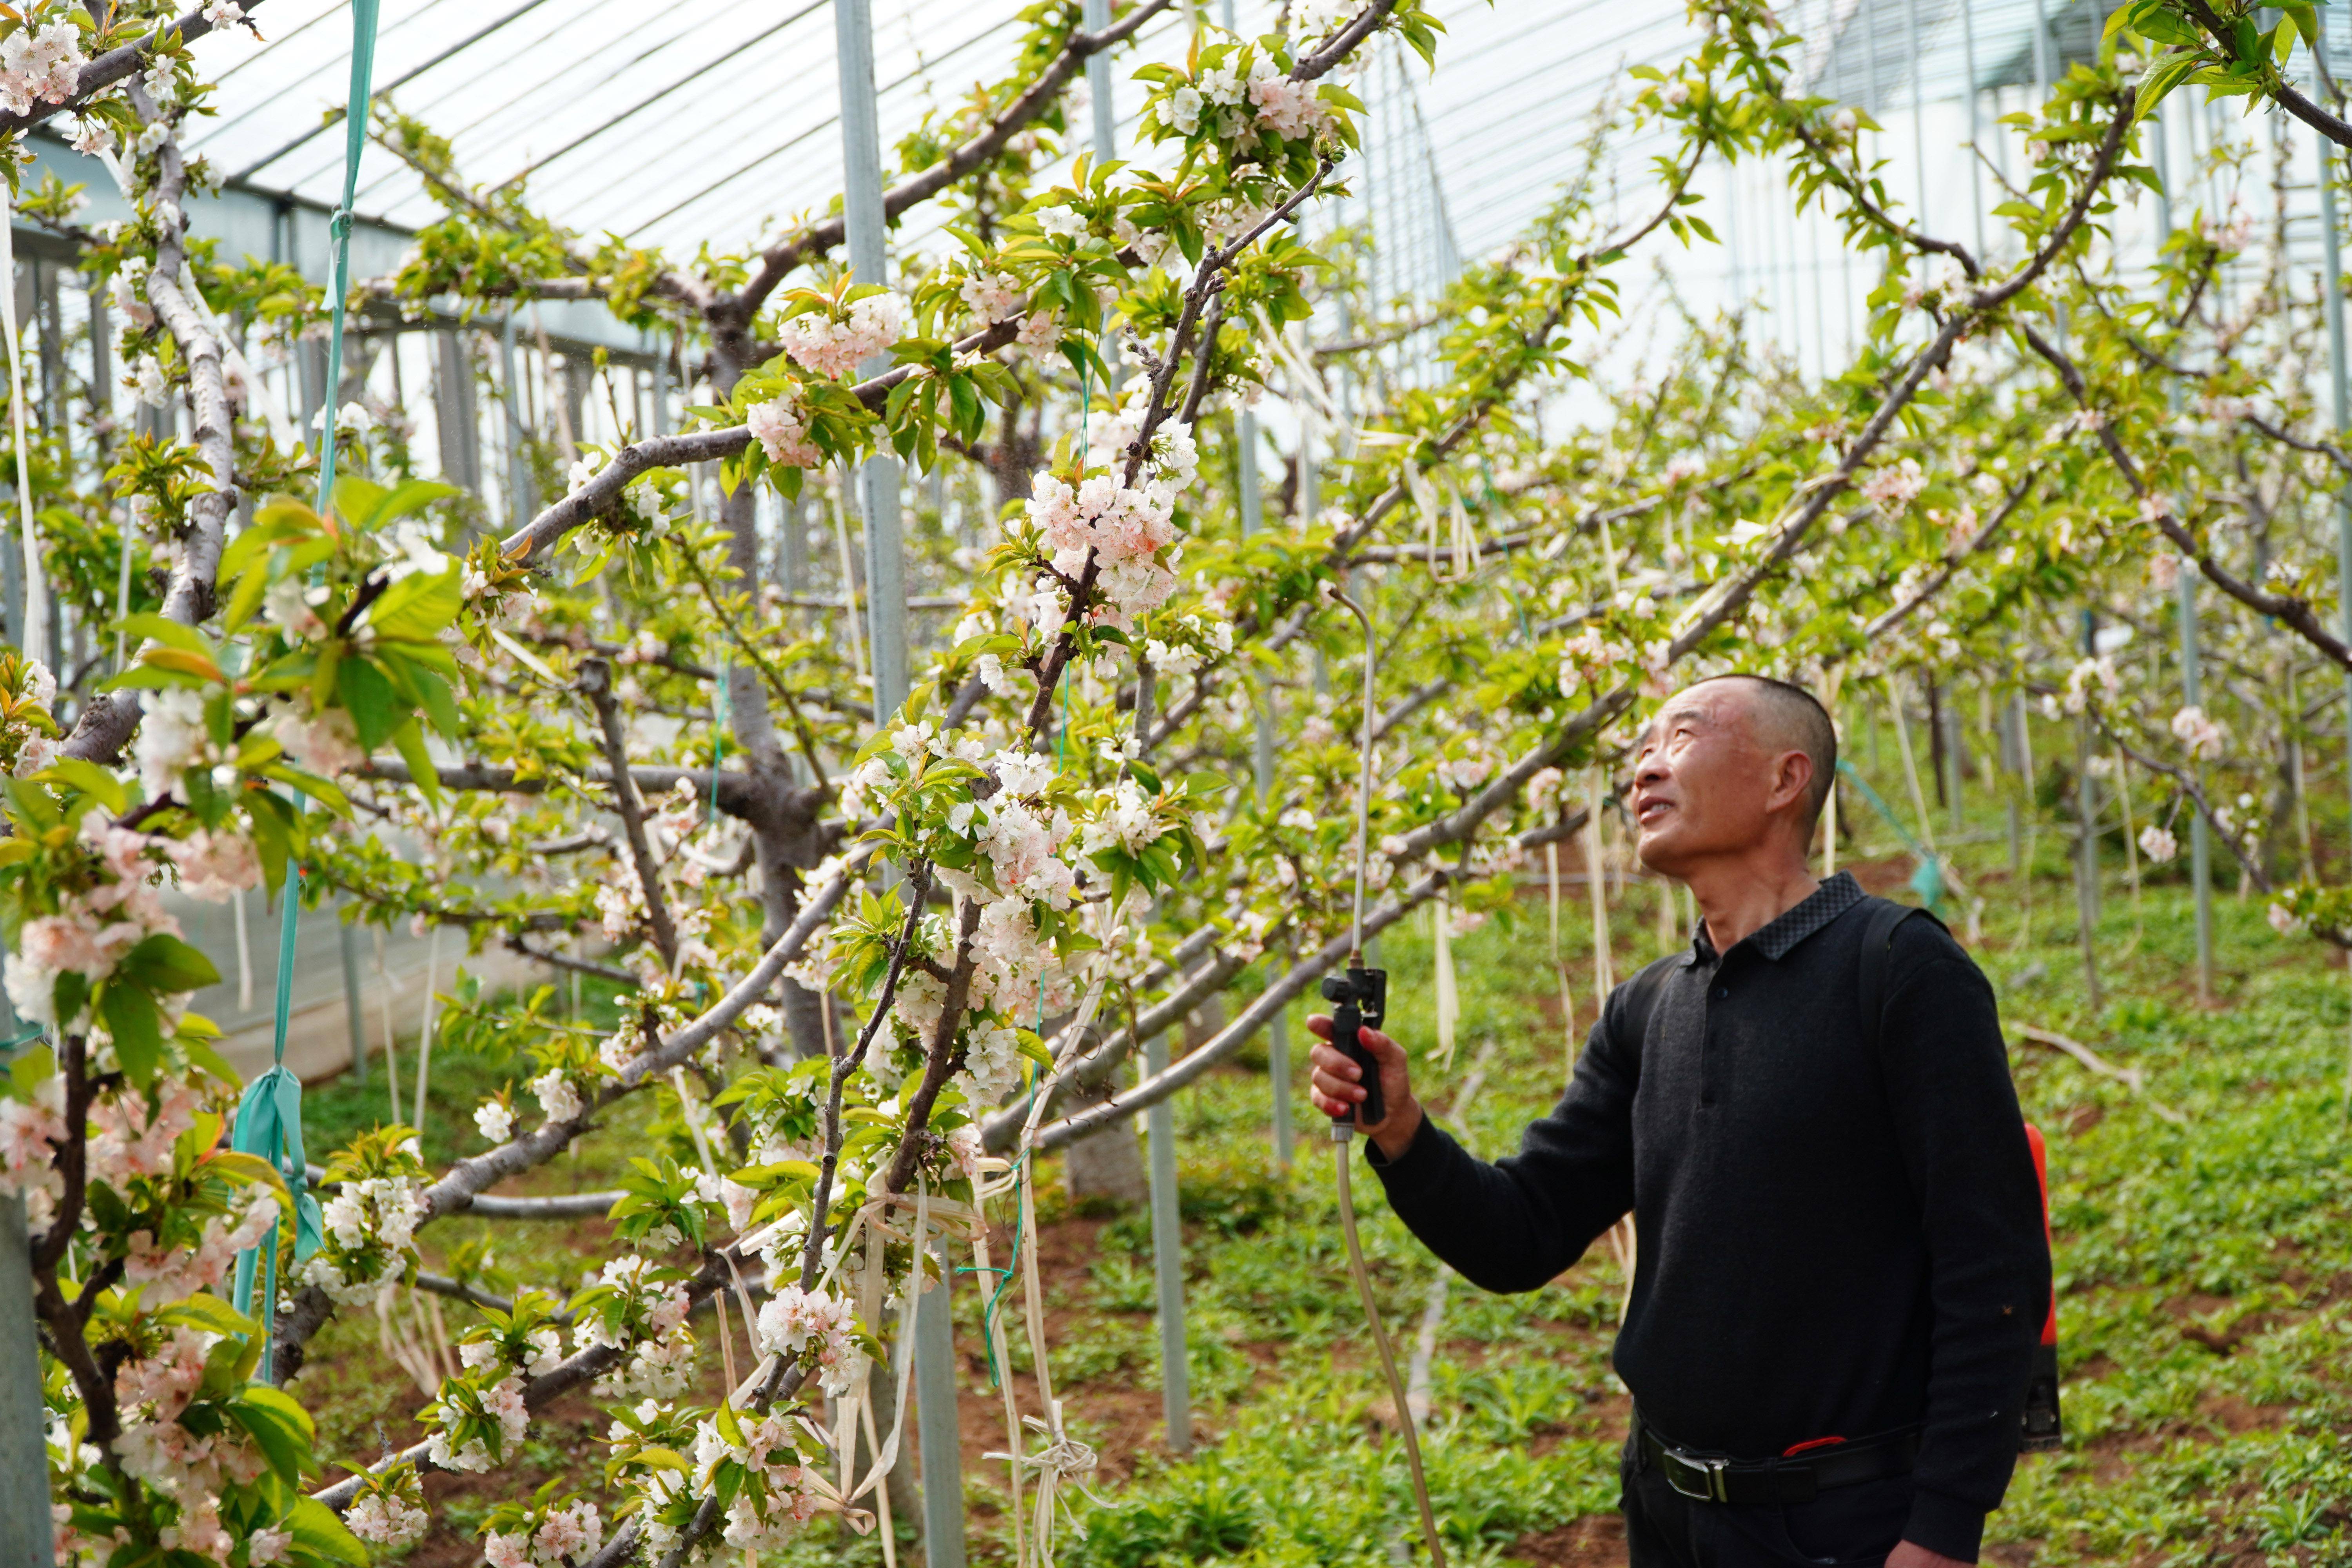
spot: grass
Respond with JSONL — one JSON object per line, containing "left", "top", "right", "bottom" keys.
{"left": 283, "top": 760, "right": 2352, "bottom": 1567}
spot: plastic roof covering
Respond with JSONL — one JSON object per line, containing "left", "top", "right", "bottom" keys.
{"left": 165, "top": 0, "right": 2109, "bottom": 271}
{"left": 169, "top": 0, "right": 2352, "bottom": 365}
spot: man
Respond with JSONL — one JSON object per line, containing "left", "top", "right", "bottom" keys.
{"left": 1309, "top": 674, "right": 2050, "bottom": 1568}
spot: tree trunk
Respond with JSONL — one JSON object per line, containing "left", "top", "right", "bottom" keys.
{"left": 1063, "top": 1063, "right": 1147, "bottom": 1207}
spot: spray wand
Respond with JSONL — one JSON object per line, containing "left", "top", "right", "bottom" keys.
{"left": 1322, "top": 587, "right": 1448, "bottom": 1567}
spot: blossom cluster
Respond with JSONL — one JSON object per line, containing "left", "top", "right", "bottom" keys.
{"left": 1859, "top": 457, "right": 1927, "bottom": 516}
{"left": 0, "top": 22, "right": 83, "bottom": 118}
{"left": 748, "top": 393, "right": 821, "bottom": 468}
{"left": 346, "top": 1479, "right": 430, "bottom": 1548}
{"left": 1153, "top": 46, "right": 1337, "bottom": 146}
{"left": 424, "top": 1369, "right": 530, "bottom": 1473}
{"left": 779, "top": 293, "right": 905, "bottom": 380}
{"left": 1, "top": 655, "right": 58, "bottom": 776}
{"left": 693, "top": 1410, "right": 828, "bottom": 1551}
{"left": 113, "top": 1326, "right": 275, "bottom": 1548}
{"left": 485, "top": 1498, "right": 604, "bottom": 1568}
{"left": 958, "top": 268, "right": 1026, "bottom": 324}
{"left": 1013, "top": 412, "right": 1200, "bottom": 630}
{"left": 755, "top": 1285, "right": 860, "bottom": 1397}
{"left": 4, "top": 811, "right": 187, "bottom": 1029}
{"left": 2171, "top": 704, "right": 2226, "bottom": 760}
{"left": 122, "top": 1189, "right": 277, "bottom": 1309}
{"left": 298, "top": 1133, "right": 429, "bottom": 1304}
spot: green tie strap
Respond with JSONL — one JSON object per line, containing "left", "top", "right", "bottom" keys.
{"left": 233, "top": 0, "right": 383, "bottom": 1378}
{"left": 1834, "top": 758, "right": 1948, "bottom": 915}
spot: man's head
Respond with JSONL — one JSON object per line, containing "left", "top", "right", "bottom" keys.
{"left": 1628, "top": 675, "right": 1836, "bottom": 878}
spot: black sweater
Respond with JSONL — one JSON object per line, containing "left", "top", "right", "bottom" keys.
{"left": 1368, "top": 873, "right": 2050, "bottom": 1562}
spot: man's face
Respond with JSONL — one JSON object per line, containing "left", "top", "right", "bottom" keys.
{"left": 1628, "top": 681, "right": 1786, "bottom": 878}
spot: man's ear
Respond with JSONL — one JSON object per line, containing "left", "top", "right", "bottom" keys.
{"left": 1769, "top": 750, "right": 1815, "bottom": 816}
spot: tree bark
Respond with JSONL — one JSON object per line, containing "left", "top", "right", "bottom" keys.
{"left": 1062, "top": 1058, "right": 1147, "bottom": 1207}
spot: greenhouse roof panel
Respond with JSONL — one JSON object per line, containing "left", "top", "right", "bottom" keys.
{"left": 171, "top": 0, "right": 2242, "bottom": 289}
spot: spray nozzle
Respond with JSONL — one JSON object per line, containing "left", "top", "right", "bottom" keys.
{"left": 1319, "top": 964, "right": 1388, "bottom": 1128}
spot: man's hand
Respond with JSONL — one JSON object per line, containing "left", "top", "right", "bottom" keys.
{"left": 1887, "top": 1541, "right": 1972, "bottom": 1568}
{"left": 1306, "top": 1015, "right": 1422, "bottom": 1159}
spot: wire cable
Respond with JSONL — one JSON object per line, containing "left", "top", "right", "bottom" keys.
{"left": 1335, "top": 1125, "right": 1447, "bottom": 1566}
{"left": 1327, "top": 583, "right": 1445, "bottom": 1564}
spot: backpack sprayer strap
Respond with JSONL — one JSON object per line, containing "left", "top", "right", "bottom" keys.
{"left": 1635, "top": 1407, "right": 1921, "bottom": 1506}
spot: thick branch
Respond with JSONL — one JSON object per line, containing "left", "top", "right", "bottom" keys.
{"left": 0, "top": 0, "right": 270, "bottom": 138}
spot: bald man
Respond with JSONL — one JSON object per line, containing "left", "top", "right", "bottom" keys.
{"left": 1310, "top": 675, "right": 2050, "bottom": 1568}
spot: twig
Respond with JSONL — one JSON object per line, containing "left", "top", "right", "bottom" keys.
{"left": 578, "top": 657, "right": 681, "bottom": 966}
{"left": 2013, "top": 1024, "right": 2189, "bottom": 1125}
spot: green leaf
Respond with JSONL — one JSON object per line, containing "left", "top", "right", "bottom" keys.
{"left": 364, "top": 567, "right": 462, "bottom": 644}
{"left": 412, "top": 666, "right": 462, "bottom": 740}
{"left": 240, "top": 1383, "right": 318, "bottom": 1442}
{"left": 391, "top": 718, "right": 440, "bottom": 806}
{"left": 279, "top": 1498, "right": 368, "bottom": 1567}
{"left": 117, "top": 612, "right": 215, "bottom": 659}
{"left": 160, "top": 1293, "right": 257, "bottom": 1339}
{"left": 121, "top": 933, "right": 222, "bottom": 994}
{"left": 335, "top": 657, "right": 403, "bottom": 750}
{"left": 33, "top": 757, "right": 126, "bottom": 813}
{"left": 100, "top": 984, "right": 163, "bottom": 1088}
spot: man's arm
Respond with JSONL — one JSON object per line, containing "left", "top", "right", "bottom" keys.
{"left": 1878, "top": 927, "right": 2053, "bottom": 1565}
{"left": 1308, "top": 992, "right": 1640, "bottom": 1294}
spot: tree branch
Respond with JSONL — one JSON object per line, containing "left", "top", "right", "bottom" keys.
{"left": 578, "top": 658, "right": 680, "bottom": 967}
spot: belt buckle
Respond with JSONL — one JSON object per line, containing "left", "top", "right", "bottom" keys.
{"left": 1662, "top": 1449, "right": 1728, "bottom": 1503}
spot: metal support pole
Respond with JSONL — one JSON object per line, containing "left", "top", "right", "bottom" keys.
{"left": 499, "top": 312, "right": 528, "bottom": 529}
{"left": 339, "top": 905, "right": 367, "bottom": 1085}
{"left": 1962, "top": 0, "right": 1984, "bottom": 258}
{"left": 2075, "top": 612, "right": 2103, "bottom": 1010}
{"left": 0, "top": 1186, "right": 50, "bottom": 1568}
{"left": 911, "top": 1240, "right": 962, "bottom": 1568}
{"left": 2151, "top": 102, "right": 2215, "bottom": 1000}
{"left": 2031, "top": 0, "right": 2051, "bottom": 100}
{"left": 835, "top": 0, "right": 939, "bottom": 1550}
{"left": 1905, "top": 0, "right": 1927, "bottom": 239}
{"left": 1144, "top": 1027, "right": 1192, "bottom": 1452}
{"left": 1088, "top": 0, "right": 1116, "bottom": 162}
{"left": 1237, "top": 413, "right": 1262, "bottom": 534}
{"left": 2179, "top": 570, "right": 2216, "bottom": 1002}
{"left": 1239, "top": 412, "right": 1290, "bottom": 1163}
{"left": 2003, "top": 695, "right": 2024, "bottom": 875}
{"left": 2320, "top": 51, "right": 2352, "bottom": 793}
{"left": 837, "top": 0, "right": 907, "bottom": 723}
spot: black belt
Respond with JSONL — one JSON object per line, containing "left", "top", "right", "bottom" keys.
{"left": 1635, "top": 1410, "right": 1920, "bottom": 1506}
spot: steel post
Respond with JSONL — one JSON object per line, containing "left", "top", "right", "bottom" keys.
{"left": 2031, "top": 0, "right": 2051, "bottom": 99}
{"left": 835, "top": 0, "right": 938, "bottom": 1551}
{"left": 2320, "top": 51, "right": 2352, "bottom": 788}
{"left": 2075, "top": 613, "right": 2103, "bottom": 1009}
{"left": 910, "top": 1239, "right": 962, "bottom": 1568}
{"left": 1145, "top": 1029, "right": 1192, "bottom": 1451}
{"left": 2179, "top": 569, "right": 2216, "bottom": 1001}
{"left": 1239, "top": 410, "right": 1289, "bottom": 1163}
{"left": 339, "top": 905, "right": 367, "bottom": 1085}
{"left": 1961, "top": 0, "right": 1984, "bottom": 257}
{"left": 1905, "top": 0, "right": 1926, "bottom": 237}
{"left": 499, "top": 312, "right": 528, "bottom": 528}
{"left": 837, "top": 0, "right": 907, "bottom": 723}
{"left": 1088, "top": 0, "right": 1116, "bottom": 161}
{"left": 0, "top": 1187, "right": 49, "bottom": 1568}
{"left": 2151, "top": 104, "right": 2215, "bottom": 1000}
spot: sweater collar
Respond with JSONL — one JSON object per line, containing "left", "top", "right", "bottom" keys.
{"left": 1682, "top": 870, "right": 1865, "bottom": 967}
